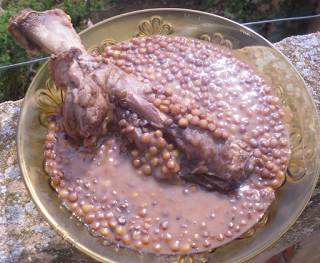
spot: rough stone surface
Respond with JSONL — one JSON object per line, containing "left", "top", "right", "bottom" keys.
{"left": 1, "top": 32, "right": 320, "bottom": 263}
{"left": 275, "top": 32, "right": 320, "bottom": 113}
{"left": 0, "top": 100, "right": 94, "bottom": 262}
{"left": 247, "top": 32, "right": 320, "bottom": 263}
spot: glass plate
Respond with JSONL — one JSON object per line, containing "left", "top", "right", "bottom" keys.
{"left": 17, "top": 8, "right": 320, "bottom": 263}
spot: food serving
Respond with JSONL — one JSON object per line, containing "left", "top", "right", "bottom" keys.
{"left": 8, "top": 9, "right": 292, "bottom": 254}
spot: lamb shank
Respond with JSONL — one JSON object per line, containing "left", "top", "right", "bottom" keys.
{"left": 7, "top": 9, "right": 258, "bottom": 192}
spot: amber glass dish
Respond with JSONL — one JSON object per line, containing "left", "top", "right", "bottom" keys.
{"left": 17, "top": 8, "right": 320, "bottom": 263}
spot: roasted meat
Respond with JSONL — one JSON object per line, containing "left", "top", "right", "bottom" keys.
{"left": 7, "top": 9, "right": 256, "bottom": 192}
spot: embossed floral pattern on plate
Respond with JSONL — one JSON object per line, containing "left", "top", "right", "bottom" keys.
{"left": 21, "top": 10, "right": 319, "bottom": 263}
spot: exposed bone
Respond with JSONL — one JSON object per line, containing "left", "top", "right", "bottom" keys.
{"left": 7, "top": 9, "right": 256, "bottom": 192}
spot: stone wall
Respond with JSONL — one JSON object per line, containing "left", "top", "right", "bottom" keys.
{"left": 1, "top": 32, "right": 320, "bottom": 262}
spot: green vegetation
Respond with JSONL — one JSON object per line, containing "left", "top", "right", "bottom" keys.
{"left": 0, "top": 0, "right": 104, "bottom": 102}
{"left": 202, "top": 0, "right": 316, "bottom": 43}
{"left": 0, "top": 0, "right": 317, "bottom": 103}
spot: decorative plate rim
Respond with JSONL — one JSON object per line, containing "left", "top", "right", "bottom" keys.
{"left": 16, "top": 8, "right": 320, "bottom": 263}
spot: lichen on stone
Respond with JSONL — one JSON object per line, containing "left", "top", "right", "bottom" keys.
{"left": 0, "top": 100, "right": 71, "bottom": 262}
{"left": 275, "top": 32, "right": 320, "bottom": 111}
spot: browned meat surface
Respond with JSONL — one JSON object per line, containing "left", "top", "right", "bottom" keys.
{"left": 50, "top": 47, "right": 168, "bottom": 148}
{"left": 7, "top": 9, "right": 256, "bottom": 192}
{"left": 172, "top": 126, "right": 255, "bottom": 191}
{"left": 50, "top": 49, "right": 112, "bottom": 147}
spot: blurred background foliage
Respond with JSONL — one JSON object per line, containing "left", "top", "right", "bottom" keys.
{"left": 0, "top": 0, "right": 318, "bottom": 102}
{"left": 0, "top": 0, "right": 104, "bottom": 102}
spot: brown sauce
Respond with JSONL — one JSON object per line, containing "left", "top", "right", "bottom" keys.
{"left": 44, "top": 35, "right": 291, "bottom": 254}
